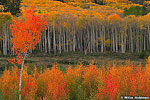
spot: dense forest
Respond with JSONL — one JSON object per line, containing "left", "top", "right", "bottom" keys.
{"left": 0, "top": 0, "right": 150, "bottom": 56}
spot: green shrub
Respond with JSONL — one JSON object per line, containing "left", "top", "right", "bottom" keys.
{"left": 139, "top": 51, "right": 148, "bottom": 59}
{"left": 124, "top": 6, "right": 147, "bottom": 16}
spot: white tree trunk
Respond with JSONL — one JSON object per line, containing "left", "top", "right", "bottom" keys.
{"left": 19, "top": 52, "right": 27, "bottom": 100}
{"left": 53, "top": 24, "right": 56, "bottom": 55}
{"left": 44, "top": 30, "right": 47, "bottom": 53}
{"left": 3, "top": 23, "right": 7, "bottom": 55}
{"left": 47, "top": 25, "right": 51, "bottom": 54}
{"left": 59, "top": 27, "right": 62, "bottom": 54}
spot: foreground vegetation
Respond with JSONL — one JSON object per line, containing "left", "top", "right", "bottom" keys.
{"left": 0, "top": 57, "right": 150, "bottom": 100}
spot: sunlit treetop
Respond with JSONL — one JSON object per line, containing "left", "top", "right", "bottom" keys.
{"left": 0, "top": 12, "right": 13, "bottom": 30}
{"left": 143, "top": 13, "right": 150, "bottom": 23}
{"left": 0, "top": 12, "right": 13, "bottom": 41}
{"left": 108, "top": 13, "right": 121, "bottom": 24}
{"left": 123, "top": 15, "right": 136, "bottom": 27}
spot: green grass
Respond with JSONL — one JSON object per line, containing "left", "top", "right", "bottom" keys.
{"left": 0, "top": 51, "right": 149, "bottom": 74}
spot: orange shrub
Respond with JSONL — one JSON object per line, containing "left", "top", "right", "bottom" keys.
{"left": 82, "top": 63, "right": 103, "bottom": 99}
{"left": 65, "top": 64, "right": 84, "bottom": 99}
{"left": 0, "top": 67, "right": 19, "bottom": 100}
{"left": 35, "top": 64, "right": 69, "bottom": 100}
{"left": 46, "top": 66, "right": 69, "bottom": 100}
{"left": 21, "top": 66, "right": 38, "bottom": 100}
{"left": 1, "top": 57, "right": 150, "bottom": 100}
{"left": 97, "top": 65, "right": 120, "bottom": 100}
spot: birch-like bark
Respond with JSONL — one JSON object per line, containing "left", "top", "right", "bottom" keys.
{"left": 101, "top": 26, "right": 104, "bottom": 53}
{"left": 130, "top": 26, "right": 133, "bottom": 53}
{"left": 103, "top": 26, "right": 106, "bottom": 52}
{"left": 92, "top": 22, "right": 95, "bottom": 52}
{"left": 90, "top": 26, "right": 93, "bottom": 53}
{"left": 124, "top": 31, "right": 126, "bottom": 53}
{"left": 63, "top": 26, "right": 66, "bottom": 52}
{"left": 44, "top": 30, "right": 47, "bottom": 53}
{"left": 39, "top": 37, "right": 42, "bottom": 52}
{"left": 59, "top": 27, "right": 62, "bottom": 54}
{"left": 80, "top": 30, "right": 83, "bottom": 51}
{"left": 121, "top": 32, "right": 124, "bottom": 53}
{"left": 136, "top": 28, "right": 139, "bottom": 52}
{"left": 66, "top": 28, "right": 69, "bottom": 53}
{"left": 3, "top": 23, "right": 7, "bottom": 55}
{"left": 47, "top": 25, "right": 51, "bottom": 54}
{"left": 73, "top": 25, "right": 76, "bottom": 52}
{"left": 42, "top": 34, "right": 45, "bottom": 52}
{"left": 139, "top": 29, "right": 142, "bottom": 53}
{"left": 53, "top": 23, "right": 56, "bottom": 55}
{"left": 7, "top": 26, "right": 10, "bottom": 54}
{"left": 144, "top": 32, "right": 146, "bottom": 51}
{"left": 19, "top": 52, "right": 27, "bottom": 100}
{"left": 115, "top": 26, "right": 118, "bottom": 52}
{"left": 112, "top": 27, "right": 115, "bottom": 52}
{"left": 96, "top": 25, "right": 98, "bottom": 52}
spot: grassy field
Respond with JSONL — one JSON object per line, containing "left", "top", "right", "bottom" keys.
{"left": 0, "top": 51, "right": 149, "bottom": 74}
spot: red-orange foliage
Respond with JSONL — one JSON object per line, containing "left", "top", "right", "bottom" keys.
{"left": 82, "top": 62, "right": 103, "bottom": 98}
{"left": 35, "top": 65, "right": 69, "bottom": 100}
{"left": 8, "top": 7, "right": 48, "bottom": 64}
{"left": 108, "top": 13, "right": 121, "bottom": 24}
{"left": 0, "top": 67, "right": 19, "bottom": 99}
{"left": 98, "top": 66, "right": 120, "bottom": 100}
{"left": 1, "top": 58, "right": 150, "bottom": 100}
{"left": 46, "top": 65, "right": 69, "bottom": 100}
{"left": 21, "top": 66, "right": 37, "bottom": 100}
